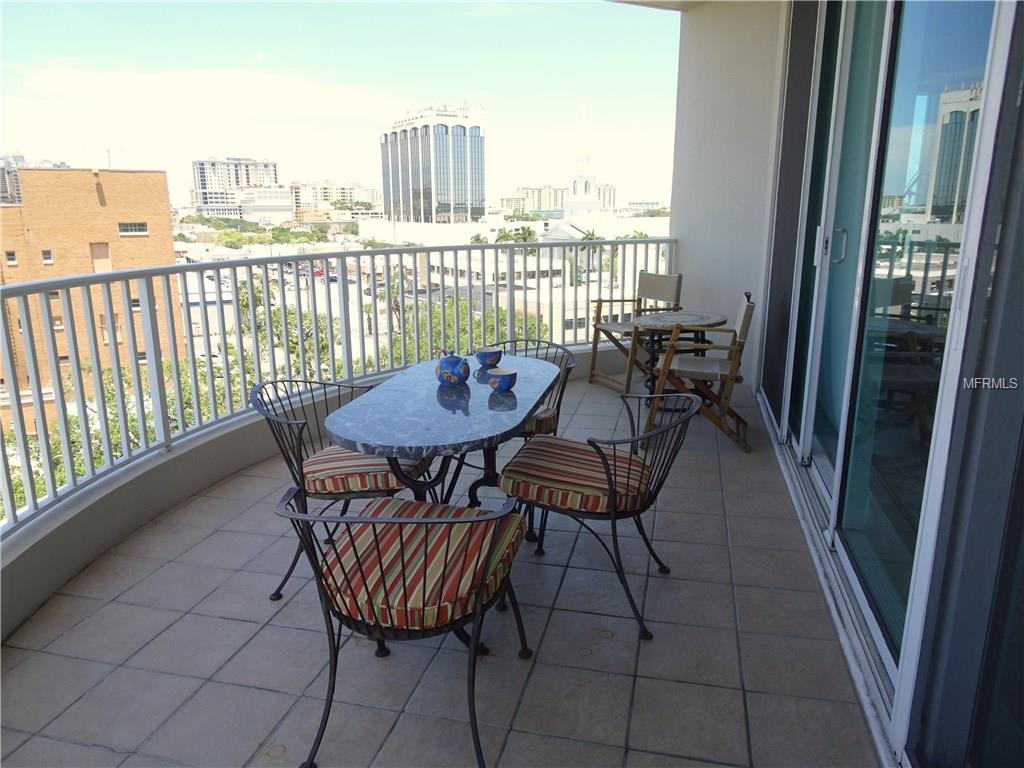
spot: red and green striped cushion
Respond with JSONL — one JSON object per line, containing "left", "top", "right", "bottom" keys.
{"left": 320, "top": 498, "right": 524, "bottom": 630}
{"left": 499, "top": 435, "right": 651, "bottom": 514}
{"left": 303, "top": 445, "right": 428, "bottom": 495}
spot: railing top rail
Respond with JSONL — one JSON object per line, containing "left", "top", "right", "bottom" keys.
{"left": 0, "top": 238, "right": 673, "bottom": 298}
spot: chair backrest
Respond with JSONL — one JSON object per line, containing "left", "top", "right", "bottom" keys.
{"left": 496, "top": 338, "right": 577, "bottom": 418}
{"left": 735, "top": 292, "right": 755, "bottom": 344}
{"left": 588, "top": 393, "right": 701, "bottom": 516}
{"left": 250, "top": 379, "right": 371, "bottom": 491}
{"left": 277, "top": 489, "right": 519, "bottom": 632}
{"left": 637, "top": 271, "right": 682, "bottom": 308}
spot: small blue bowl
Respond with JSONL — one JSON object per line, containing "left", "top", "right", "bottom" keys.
{"left": 475, "top": 346, "right": 503, "bottom": 368}
{"left": 486, "top": 367, "right": 517, "bottom": 393}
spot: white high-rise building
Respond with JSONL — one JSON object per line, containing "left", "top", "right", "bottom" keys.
{"left": 191, "top": 157, "right": 280, "bottom": 217}
{"left": 380, "top": 106, "right": 486, "bottom": 224}
{"left": 517, "top": 185, "right": 567, "bottom": 213}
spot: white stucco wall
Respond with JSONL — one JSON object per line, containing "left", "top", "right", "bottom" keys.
{"left": 669, "top": 1, "right": 789, "bottom": 381}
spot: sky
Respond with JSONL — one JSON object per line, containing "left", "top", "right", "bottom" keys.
{"left": 0, "top": 1, "right": 680, "bottom": 209}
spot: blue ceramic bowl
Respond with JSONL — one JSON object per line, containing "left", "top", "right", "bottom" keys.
{"left": 486, "top": 367, "right": 517, "bottom": 394}
{"left": 475, "top": 346, "right": 503, "bottom": 368}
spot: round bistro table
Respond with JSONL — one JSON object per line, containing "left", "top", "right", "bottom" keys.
{"left": 631, "top": 310, "right": 728, "bottom": 394}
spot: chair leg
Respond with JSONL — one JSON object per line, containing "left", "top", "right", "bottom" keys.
{"left": 467, "top": 609, "right": 488, "bottom": 768}
{"left": 634, "top": 516, "right": 670, "bottom": 574}
{"left": 303, "top": 605, "right": 342, "bottom": 768}
{"left": 610, "top": 519, "right": 653, "bottom": 640}
{"left": 454, "top": 626, "right": 490, "bottom": 656}
{"left": 524, "top": 504, "right": 537, "bottom": 543}
{"left": 269, "top": 541, "right": 303, "bottom": 601}
{"left": 534, "top": 508, "right": 549, "bottom": 556}
{"left": 495, "top": 582, "right": 509, "bottom": 613}
{"left": 505, "top": 581, "right": 533, "bottom": 660}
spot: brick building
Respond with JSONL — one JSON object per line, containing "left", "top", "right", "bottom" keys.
{"left": 0, "top": 169, "right": 183, "bottom": 432}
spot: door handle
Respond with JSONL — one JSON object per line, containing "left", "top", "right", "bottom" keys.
{"left": 830, "top": 228, "right": 849, "bottom": 264}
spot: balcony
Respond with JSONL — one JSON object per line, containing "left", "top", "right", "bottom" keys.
{"left": 1, "top": 241, "right": 879, "bottom": 767}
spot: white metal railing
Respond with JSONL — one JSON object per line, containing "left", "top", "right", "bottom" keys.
{"left": 0, "top": 238, "right": 674, "bottom": 531}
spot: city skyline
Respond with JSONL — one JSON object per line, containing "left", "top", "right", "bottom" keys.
{"left": 0, "top": 2, "right": 679, "bottom": 210}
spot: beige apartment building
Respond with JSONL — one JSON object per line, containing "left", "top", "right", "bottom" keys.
{"left": 1, "top": 168, "right": 183, "bottom": 432}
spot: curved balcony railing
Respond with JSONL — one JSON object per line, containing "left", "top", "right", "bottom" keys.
{"left": 0, "top": 238, "right": 674, "bottom": 533}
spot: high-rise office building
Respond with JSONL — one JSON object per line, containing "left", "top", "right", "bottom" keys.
{"left": 517, "top": 186, "right": 567, "bottom": 213}
{"left": 191, "top": 157, "right": 279, "bottom": 217}
{"left": 380, "top": 106, "right": 486, "bottom": 223}
{"left": 926, "top": 85, "right": 982, "bottom": 224}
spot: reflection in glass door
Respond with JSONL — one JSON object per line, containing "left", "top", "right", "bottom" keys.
{"left": 838, "top": 0, "right": 995, "bottom": 653}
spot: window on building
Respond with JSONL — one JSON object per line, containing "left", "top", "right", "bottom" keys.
{"left": 136, "top": 351, "right": 148, "bottom": 363}
{"left": 41, "top": 250, "right": 53, "bottom": 265}
{"left": 5, "top": 251, "right": 16, "bottom": 266}
{"left": 58, "top": 355, "right": 70, "bottom": 365}
{"left": 118, "top": 222, "right": 149, "bottom": 236}
{"left": 99, "top": 313, "right": 121, "bottom": 344}
{"left": 130, "top": 298, "right": 142, "bottom": 312}
{"left": 47, "top": 290, "right": 59, "bottom": 300}
{"left": 52, "top": 315, "right": 65, "bottom": 331}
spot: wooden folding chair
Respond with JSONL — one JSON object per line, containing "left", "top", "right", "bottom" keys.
{"left": 588, "top": 270, "right": 682, "bottom": 390}
{"left": 648, "top": 292, "right": 756, "bottom": 451}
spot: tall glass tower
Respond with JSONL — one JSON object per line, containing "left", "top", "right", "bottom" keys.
{"left": 926, "top": 85, "right": 982, "bottom": 224}
{"left": 380, "top": 106, "right": 486, "bottom": 223}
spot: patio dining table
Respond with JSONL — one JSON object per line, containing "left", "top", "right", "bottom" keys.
{"left": 324, "top": 356, "right": 560, "bottom": 506}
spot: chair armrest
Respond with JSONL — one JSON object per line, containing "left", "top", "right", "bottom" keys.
{"left": 669, "top": 342, "right": 735, "bottom": 353}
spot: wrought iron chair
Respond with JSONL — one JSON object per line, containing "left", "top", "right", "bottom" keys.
{"left": 276, "top": 489, "right": 532, "bottom": 768}
{"left": 499, "top": 393, "right": 701, "bottom": 639}
{"left": 588, "top": 270, "right": 682, "bottom": 391}
{"left": 648, "top": 293, "right": 756, "bottom": 451}
{"left": 250, "top": 380, "right": 430, "bottom": 601}
{"left": 496, "top": 338, "right": 577, "bottom": 439}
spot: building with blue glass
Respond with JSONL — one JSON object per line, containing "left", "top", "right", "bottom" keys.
{"left": 380, "top": 106, "right": 486, "bottom": 224}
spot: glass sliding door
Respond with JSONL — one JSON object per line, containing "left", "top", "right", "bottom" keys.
{"left": 837, "top": 0, "right": 995, "bottom": 654}
{"left": 806, "top": 0, "right": 888, "bottom": 493}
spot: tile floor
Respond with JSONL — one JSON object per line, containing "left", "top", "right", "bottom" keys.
{"left": 1, "top": 382, "right": 880, "bottom": 767}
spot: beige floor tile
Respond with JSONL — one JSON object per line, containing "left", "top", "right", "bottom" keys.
{"left": 630, "top": 678, "right": 748, "bottom": 766}
{"left": 159, "top": 494, "right": 250, "bottom": 528}
{"left": 637, "top": 622, "right": 741, "bottom": 688}
{"left": 3, "top": 736, "right": 125, "bottom": 767}
{"left": 537, "top": 610, "right": 639, "bottom": 675}
{"left": 746, "top": 692, "right": 878, "bottom": 767}
{"left": 644, "top": 578, "right": 735, "bottom": 629}
{"left": 499, "top": 731, "right": 624, "bottom": 767}
{"left": 722, "top": 490, "right": 797, "bottom": 519}
{"left": 141, "top": 681, "right": 295, "bottom": 767}
{"left": 177, "top": 529, "right": 278, "bottom": 569}
{"left": 192, "top": 570, "right": 292, "bottom": 623}
{"left": 729, "top": 547, "right": 819, "bottom": 592}
{"left": 1, "top": 653, "right": 113, "bottom": 732}
{"left": 251, "top": 697, "right": 397, "bottom": 768}
{"left": 45, "top": 603, "right": 180, "bottom": 664}
{"left": 734, "top": 586, "right": 835, "bottom": 640}
{"left": 6, "top": 594, "right": 104, "bottom": 650}
{"left": 371, "top": 712, "right": 506, "bottom": 768}
{"left": 405, "top": 648, "right": 532, "bottom": 727}
{"left": 214, "top": 624, "right": 327, "bottom": 694}
{"left": 1, "top": 728, "right": 31, "bottom": 759}
{"left": 116, "top": 561, "right": 233, "bottom": 612}
{"left": 128, "top": 613, "right": 260, "bottom": 677}
{"left": 513, "top": 664, "right": 632, "bottom": 746}
{"left": 311, "top": 638, "right": 437, "bottom": 710}
{"left": 554, "top": 567, "right": 646, "bottom": 620}
{"left": 647, "top": 541, "right": 731, "bottom": 584}
{"left": 654, "top": 512, "right": 728, "bottom": 546}
{"left": 727, "top": 517, "right": 806, "bottom": 551}
{"left": 57, "top": 554, "right": 164, "bottom": 601}
{"left": 43, "top": 667, "right": 200, "bottom": 751}
{"left": 205, "top": 473, "right": 286, "bottom": 502}
{"left": 569, "top": 531, "right": 651, "bottom": 575}
{"left": 111, "top": 521, "right": 216, "bottom": 560}
{"left": 739, "top": 632, "right": 856, "bottom": 702}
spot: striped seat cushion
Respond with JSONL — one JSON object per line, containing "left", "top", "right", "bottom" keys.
{"left": 321, "top": 498, "right": 524, "bottom": 630}
{"left": 499, "top": 435, "right": 651, "bottom": 514}
{"left": 522, "top": 406, "right": 559, "bottom": 437}
{"left": 303, "top": 446, "right": 428, "bottom": 495}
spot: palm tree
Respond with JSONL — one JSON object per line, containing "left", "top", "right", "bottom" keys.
{"left": 470, "top": 233, "right": 488, "bottom": 244}
{"left": 513, "top": 226, "right": 537, "bottom": 243}
{"left": 495, "top": 228, "right": 516, "bottom": 244}
{"left": 580, "top": 229, "right": 602, "bottom": 272}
